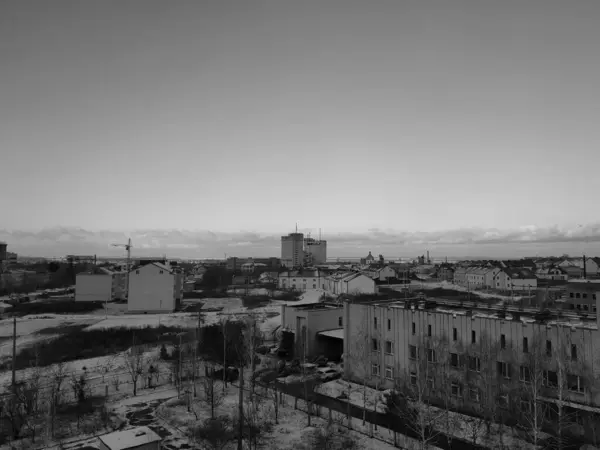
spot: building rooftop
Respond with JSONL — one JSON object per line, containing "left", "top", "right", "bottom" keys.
{"left": 98, "top": 426, "right": 161, "bottom": 450}
{"left": 569, "top": 279, "right": 600, "bottom": 284}
{"left": 356, "top": 296, "right": 599, "bottom": 330}
{"left": 286, "top": 302, "right": 342, "bottom": 311}
{"left": 318, "top": 328, "right": 344, "bottom": 339}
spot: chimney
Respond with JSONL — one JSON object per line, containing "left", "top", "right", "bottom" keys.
{"left": 427, "top": 251, "right": 430, "bottom": 264}
{"left": 583, "top": 255, "right": 587, "bottom": 279}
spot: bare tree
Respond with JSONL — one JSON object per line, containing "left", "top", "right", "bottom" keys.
{"left": 389, "top": 335, "right": 449, "bottom": 450}
{"left": 123, "top": 339, "right": 148, "bottom": 397}
{"left": 344, "top": 313, "right": 370, "bottom": 429}
{"left": 198, "top": 365, "right": 225, "bottom": 419}
{"left": 464, "top": 331, "right": 501, "bottom": 441}
{"left": 235, "top": 392, "right": 273, "bottom": 450}
{"left": 49, "top": 362, "right": 68, "bottom": 408}
{"left": 295, "top": 424, "right": 359, "bottom": 450}
{"left": 220, "top": 317, "right": 230, "bottom": 392}
{"left": 48, "top": 361, "right": 69, "bottom": 437}
{"left": 549, "top": 327, "right": 591, "bottom": 450}
{"left": 191, "top": 416, "right": 234, "bottom": 450}
{"left": 515, "top": 333, "right": 549, "bottom": 447}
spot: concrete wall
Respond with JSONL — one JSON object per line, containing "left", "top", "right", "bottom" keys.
{"left": 128, "top": 264, "right": 175, "bottom": 313}
{"left": 344, "top": 296, "right": 600, "bottom": 441}
{"left": 346, "top": 275, "right": 376, "bottom": 294}
{"left": 281, "top": 304, "right": 343, "bottom": 356}
{"left": 76, "top": 274, "right": 113, "bottom": 302}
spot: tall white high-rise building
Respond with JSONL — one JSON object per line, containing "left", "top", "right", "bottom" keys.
{"left": 281, "top": 233, "right": 304, "bottom": 268}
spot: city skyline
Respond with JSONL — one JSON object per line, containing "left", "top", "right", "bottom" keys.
{"left": 2, "top": 1, "right": 600, "bottom": 237}
{"left": 1, "top": 224, "right": 599, "bottom": 259}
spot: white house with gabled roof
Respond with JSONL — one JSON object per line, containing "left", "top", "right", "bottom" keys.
{"left": 127, "top": 262, "right": 183, "bottom": 313}
{"left": 325, "top": 271, "right": 377, "bottom": 295}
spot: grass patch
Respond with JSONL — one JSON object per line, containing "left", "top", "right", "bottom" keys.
{"left": 272, "top": 291, "right": 301, "bottom": 301}
{"left": 35, "top": 324, "right": 89, "bottom": 335}
{"left": 5, "top": 325, "right": 189, "bottom": 370}
{"left": 180, "top": 302, "right": 205, "bottom": 312}
{"left": 10, "top": 300, "right": 104, "bottom": 316}
{"left": 241, "top": 295, "right": 271, "bottom": 308}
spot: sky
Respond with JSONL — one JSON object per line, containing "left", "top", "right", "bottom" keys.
{"left": 1, "top": 0, "right": 600, "bottom": 258}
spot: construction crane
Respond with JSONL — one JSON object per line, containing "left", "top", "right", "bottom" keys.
{"left": 111, "top": 238, "right": 132, "bottom": 298}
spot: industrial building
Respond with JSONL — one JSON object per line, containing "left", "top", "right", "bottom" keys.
{"left": 281, "top": 302, "right": 344, "bottom": 360}
{"left": 75, "top": 268, "right": 127, "bottom": 302}
{"left": 127, "top": 262, "right": 183, "bottom": 313}
{"left": 343, "top": 293, "right": 600, "bottom": 444}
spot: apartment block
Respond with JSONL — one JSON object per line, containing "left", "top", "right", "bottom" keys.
{"left": 343, "top": 295, "right": 600, "bottom": 442}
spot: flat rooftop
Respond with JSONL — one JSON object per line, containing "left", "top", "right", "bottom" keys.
{"left": 287, "top": 302, "right": 342, "bottom": 310}
{"left": 362, "top": 296, "right": 599, "bottom": 330}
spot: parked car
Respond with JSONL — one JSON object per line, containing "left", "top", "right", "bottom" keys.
{"left": 316, "top": 367, "right": 341, "bottom": 382}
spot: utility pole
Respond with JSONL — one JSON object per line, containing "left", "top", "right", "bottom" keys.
{"left": 11, "top": 316, "right": 16, "bottom": 392}
{"left": 237, "top": 363, "right": 244, "bottom": 450}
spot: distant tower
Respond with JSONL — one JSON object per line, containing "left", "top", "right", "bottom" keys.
{"left": 281, "top": 231, "right": 304, "bottom": 268}
{"left": 427, "top": 251, "right": 430, "bottom": 264}
{"left": 0, "top": 242, "right": 6, "bottom": 262}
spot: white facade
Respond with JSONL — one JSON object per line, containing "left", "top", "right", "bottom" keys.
{"left": 128, "top": 263, "right": 183, "bottom": 313}
{"left": 493, "top": 269, "right": 538, "bottom": 291}
{"left": 325, "top": 272, "right": 377, "bottom": 295}
{"left": 363, "top": 266, "right": 396, "bottom": 281}
{"left": 278, "top": 270, "right": 327, "bottom": 291}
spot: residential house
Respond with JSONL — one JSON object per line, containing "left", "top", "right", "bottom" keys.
{"left": 453, "top": 266, "right": 469, "bottom": 286}
{"left": 536, "top": 266, "right": 569, "bottom": 281}
{"left": 561, "top": 266, "right": 583, "bottom": 279}
{"left": 99, "top": 426, "right": 161, "bottom": 450}
{"left": 127, "top": 263, "right": 183, "bottom": 313}
{"left": 362, "top": 266, "right": 396, "bottom": 281}
{"left": 557, "top": 257, "right": 600, "bottom": 277}
{"left": 278, "top": 269, "right": 327, "bottom": 291}
{"left": 436, "top": 264, "right": 455, "bottom": 282}
{"left": 414, "top": 264, "right": 436, "bottom": 275}
{"left": 281, "top": 302, "right": 344, "bottom": 359}
{"left": 483, "top": 267, "right": 502, "bottom": 289}
{"left": 465, "top": 267, "right": 487, "bottom": 289}
{"left": 325, "top": 271, "right": 377, "bottom": 295}
{"left": 564, "top": 279, "right": 600, "bottom": 313}
{"left": 493, "top": 268, "right": 537, "bottom": 292}
{"left": 76, "top": 268, "right": 127, "bottom": 302}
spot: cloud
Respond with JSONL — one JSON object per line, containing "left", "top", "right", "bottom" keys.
{"left": 1, "top": 223, "right": 600, "bottom": 258}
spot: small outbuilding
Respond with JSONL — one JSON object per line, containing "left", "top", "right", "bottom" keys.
{"left": 98, "top": 426, "right": 161, "bottom": 450}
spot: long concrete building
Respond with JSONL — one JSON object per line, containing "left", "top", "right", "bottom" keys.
{"left": 343, "top": 286, "right": 600, "bottom": 444}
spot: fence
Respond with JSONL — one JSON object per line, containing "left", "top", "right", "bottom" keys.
{"left": 271, "top": 381, "right": 486, "bottom": 450}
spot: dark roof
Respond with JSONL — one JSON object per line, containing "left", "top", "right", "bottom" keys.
{"left": 503, "top": 268, "right": 536, "bottom": 279}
